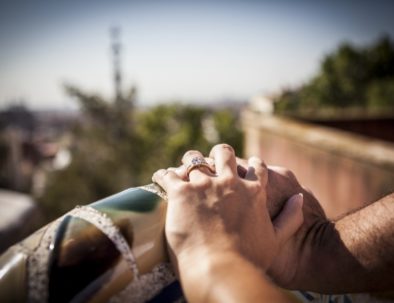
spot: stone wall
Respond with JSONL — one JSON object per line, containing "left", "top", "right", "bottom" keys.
{"left": 242, "top": 108, "right": 394, "bottom": 218}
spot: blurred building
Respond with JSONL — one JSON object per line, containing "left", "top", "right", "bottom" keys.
{"left": 0, "top": 105, "right": 78, "bottom": 252}
{"left": 0, "top": 105, "right": 38, "bottom": 192}
{"left": 0, "top": 106, "right": 77, "bottom": 193}
{"left": 0, "top": 190, "right": 42, "bottom": 253}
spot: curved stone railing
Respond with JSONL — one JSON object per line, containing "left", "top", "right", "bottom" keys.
{"left": 0, "top": 184, "right": 179, "bottom": 303}
{"left": 242, "top": 108, "right": 394, "bottom": 218}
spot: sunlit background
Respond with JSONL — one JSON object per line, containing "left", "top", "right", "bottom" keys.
{"left": 1, "top": 0, "right": 394, "bottom": 252}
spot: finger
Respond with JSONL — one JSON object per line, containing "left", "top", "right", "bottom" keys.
{"left": 245, "top": 156, "right": 268, "bottom": 186}
{"left": 268, "top": 165, "right": 299, "bottom": 185}
{"left": 152, "top": 169, "right": 183, "bottom": 193}
{"left": 168, "top": 165, "right": 188, "bottom": 180}
{"left": 182, "top": 150, "right": 215, "bottom": 181}
{"left": 169, "top": 163, "right": 215, "bottom": 181}
{"left": 273, "top": 193, "right": 304, "bottom": 245}
{"left": 209, "top": 144, "right": 237, "bottom": 177}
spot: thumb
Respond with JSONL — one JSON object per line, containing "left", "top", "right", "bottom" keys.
{"left": 273, "top": 193, "right": 304, "bottom": 245}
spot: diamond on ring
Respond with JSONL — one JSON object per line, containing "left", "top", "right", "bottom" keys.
{"left": 186, "top": 157, "right": 213, "bottom": 176}
{"left": 191, "top": 157, "right": 206, "bottom": 166}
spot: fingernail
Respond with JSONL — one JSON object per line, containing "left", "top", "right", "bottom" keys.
{"left": 295, "top": 193, "right": 304, "bottom": 207}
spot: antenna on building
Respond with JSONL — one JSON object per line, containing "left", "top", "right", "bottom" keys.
{"left": 110, "top": 26, "right": 122, "bottom": 104}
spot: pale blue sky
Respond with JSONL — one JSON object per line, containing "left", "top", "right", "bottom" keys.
{"left": 1, "top": 0, "right": 394, "bottom": 109}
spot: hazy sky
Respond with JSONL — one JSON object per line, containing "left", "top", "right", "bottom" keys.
{"left": 1, "top": 0, "right": 394, "bottom": 109}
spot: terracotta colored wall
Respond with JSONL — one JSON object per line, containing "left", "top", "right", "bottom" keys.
{"left": 242, "top": 109, "right": 394, "bottom": 218}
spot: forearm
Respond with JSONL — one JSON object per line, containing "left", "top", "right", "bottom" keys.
{"left": 178, "top": 250, "right": 293, "bottom": 303}
{"left": 298, "top": 193, "right": 394, "bottom": 292}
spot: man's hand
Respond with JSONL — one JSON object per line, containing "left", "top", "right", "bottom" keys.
{"left": 238, "top": 158, "right": 394, "bottom": 293}
{"left": 236, "top": 158, "right": 328, "bottom": 287}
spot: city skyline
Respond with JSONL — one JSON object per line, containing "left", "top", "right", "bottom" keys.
{"left": 1, "top": 0, "right": 394, "bottom": 109}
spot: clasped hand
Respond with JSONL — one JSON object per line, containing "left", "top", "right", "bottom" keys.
{"left": 153, "top": 144, "right": 304, "bottom": 285}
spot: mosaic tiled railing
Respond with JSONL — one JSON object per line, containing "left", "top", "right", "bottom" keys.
{"left": 0, "top": 184, "right": 184, "bottom": 303}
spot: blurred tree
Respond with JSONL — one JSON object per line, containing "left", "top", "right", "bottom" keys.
{"left": 38, "top": 88, "right": 243, "bottom": 220}
{"left": 367, "top": 78, "right": 394, "bottom": 109}
{"left": 275, "top": 35, "right": 394, "bottom": 114}
{"left": 365, "top": 36, "right": 394, "bottom": 79}
{"left": 133, "top": 103, "right": 211, "bottom": 183}
{"left": 212, "top": 109, "right": 243, "bottom": 155}
{"left": 39, "top": 85, "right": 137, "bottom": 218}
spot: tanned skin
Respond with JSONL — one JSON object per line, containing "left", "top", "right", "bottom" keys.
{"left": 154, "top": 143, "right": 394, "bottom": 302}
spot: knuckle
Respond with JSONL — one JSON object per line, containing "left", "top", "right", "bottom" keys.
{"left": 157, "top": 168, "right": 167, "bottom": 175}
{"left": 272, "top": 166, "right": 287, "bottom": 175}
{"left": 153, "top": 169, "right": 167, "bottom": 180}
{"left": 275, "top": 166, "right": 296, "bottom": 181}
{"left": 285, "top": 169, "right": 295, "bottom": 179}
{"left": 163, "top": 170, "right": 173, "bottom": 179}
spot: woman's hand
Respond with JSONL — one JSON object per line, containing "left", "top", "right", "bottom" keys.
{"left": 152, "top": 144, "right": 304, "bottom": 302}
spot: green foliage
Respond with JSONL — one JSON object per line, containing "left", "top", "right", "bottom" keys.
{"left": 275, "top": 36, "right": 394, "bottom": 114}
{"left": 367, "top": 78, "right": 394, "bottom": 109}
{"left": 133, "top": 103, "right": 212, "bottom": 183}
{"left": 38, "top": 89, "right": 243, "bottom": 220}
{"left": 212, "top": 109, "right": 243, "bottom": 155}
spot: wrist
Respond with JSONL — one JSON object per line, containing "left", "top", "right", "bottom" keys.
{"left": 177, "top": 248, "right": 245, "bottom": 300}
{"left": 177, "top": 245, "right": 239, "bottom": 276}
{"left": 294, "top": 219, "right": 347, "bottom": 291}
{"left": 175, "top": 236, "right": 238, "bottom": 269}
{"left": 177, "top": 248, "right": 293, "bottom": 303}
